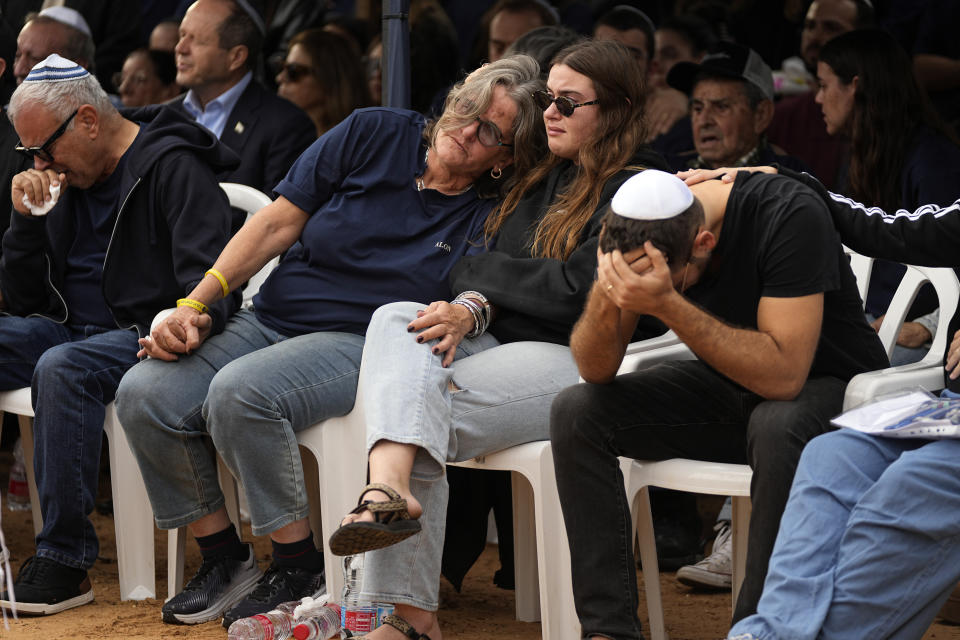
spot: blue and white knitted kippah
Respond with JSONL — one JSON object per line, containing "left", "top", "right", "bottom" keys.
{"left": 24, "top": 54, "right": 90, "bottom": 83}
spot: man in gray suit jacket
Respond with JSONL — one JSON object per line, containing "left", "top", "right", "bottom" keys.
{"left": 170, "top": 0, "right": 315, "bottom": 202}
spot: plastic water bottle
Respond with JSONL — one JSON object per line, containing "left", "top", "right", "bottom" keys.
{"left": 291, "top": 603, "right": 341, "bottom": 640}
{"left": 227, "top": 609, "right": 294, "bottom": 640}
{"left": 7, "top": 439, "right": 30, "bottom": 512}
{"left": 340, "top": 555, "right": 394, "bottom": 635}
{"left": 341, "top": 555, "right": 374, "bottom": 635}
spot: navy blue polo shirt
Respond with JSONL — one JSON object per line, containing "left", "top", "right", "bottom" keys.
{"left": 253, "top": 108, "right": 494, "bottom": 337}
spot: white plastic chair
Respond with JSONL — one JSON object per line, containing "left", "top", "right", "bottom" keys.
{"left": 622, "top": 263, "right": 960, "bottom": 640}
{"left": 0, "top": 390, "right": 156, "bottom": 601}
{"left": 218, "top": 183, "right": 277, "bottom": 306}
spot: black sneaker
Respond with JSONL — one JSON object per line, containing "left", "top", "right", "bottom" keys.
{"left": 0, "top": 555, "right": 94, "bottom": 615}
{"left": 162, "top": 544, "right": 261, "bottom": 625}
{"left": 221, "top": 564, "right": 326, "bottom": 628}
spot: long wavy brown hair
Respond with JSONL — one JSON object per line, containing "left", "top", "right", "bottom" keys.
{"left": 483, "top": 39, "right": 649, "bottom": 259}
{"left": 819, "top": 29, "right": 957, "bottom": 212}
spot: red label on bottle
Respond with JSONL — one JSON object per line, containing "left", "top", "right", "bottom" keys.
{"left": 253, "top": 614, "right": 274, "bottom": 639}
{"left": 344, "top": 606, "right": 376, "bottom": 633}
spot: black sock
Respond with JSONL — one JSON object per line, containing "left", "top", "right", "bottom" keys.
{"left": 271, "top": 534, "right": 324, "bottom": 571}
{"left": 195, "top": 524, "right": 248, "bottom": 562}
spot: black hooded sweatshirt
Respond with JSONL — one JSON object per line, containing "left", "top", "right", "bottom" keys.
{"left": 0, "top": 105, "right": 242, "bottom": 336}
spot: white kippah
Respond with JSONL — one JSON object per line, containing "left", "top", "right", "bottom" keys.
{"left": 24, "top": 53, "right": 90, "bottom": 83}
{"left": 38, "top": 6, "right": 92, "bottom": 37}
{"left": 611, "top": 170, "right": 695, "bottom": 221}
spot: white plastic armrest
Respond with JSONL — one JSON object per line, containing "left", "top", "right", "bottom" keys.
{"left": 620, "top": 341, "right": 696, "bottom": 375}
{"left": 842, "top": 361, "right": 947, "bottom": 411}
{"left": 149, "top": 307, "right": 176, "bottom": 332}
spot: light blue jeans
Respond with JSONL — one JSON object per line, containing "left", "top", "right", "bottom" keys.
{"left": 358, "top": 301, "right": 579, "bottom": 610}
{"left": 728, "top": 426, "right": 960, "bottom": 640}
{"left": 116, "top": 309, "right": 365, "bottom": 536}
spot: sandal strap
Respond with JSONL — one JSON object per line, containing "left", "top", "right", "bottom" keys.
{"left": 347, "top": 483, "right": 410, "bottom": 523}
{"left": 381, "top": 614, "right": 432, "bottom": 640}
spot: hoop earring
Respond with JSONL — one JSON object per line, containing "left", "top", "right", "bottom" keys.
{"left": 490, "top": 166, "right": 502, "bottom": 180}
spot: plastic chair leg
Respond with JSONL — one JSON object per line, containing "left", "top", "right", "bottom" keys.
{"left": 509, "top": 472, "right": 540, "bottom": 622}
{"left": 633, "top": 485, "right": 667, "bottom": 640}
{"left": 104, "top": 406, "right": 156, "bottom": 600}
{"left": 16, "top": 414, "right": 43, "bottom": 537}
{"left": 730, "top": 496, "right": 751, "bottom": 613}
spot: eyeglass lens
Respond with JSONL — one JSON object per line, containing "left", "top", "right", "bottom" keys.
{"left": 281, "top": 62, "right": 311, "bottom": 82}
{"left": 534, "top": 90, "right": 584, "bottom": 117}
{"left": 15, "top": 109, "right": 78, "bottom": 161}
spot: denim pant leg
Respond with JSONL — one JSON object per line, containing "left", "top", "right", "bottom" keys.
{"left": 550, "top": 361, "right": 759, "bottom": 640}
{"left": 733, "top": 376, "right": 847, "bottom": 622}
{"left": 204, "top": 330, "right": 365, "bottom": 536}
{"left": 729, "top": 430, "right": 928, "bottom": 640}
{"left": 0, "top": 315, "right": 71, "bottom": 389}
{"left": 825, "top": 436, "right": 960, "bottom": 639}
{"left": 358, "top": 301, "right": 501, "bottom": 610}
{"left": 116, "top": 309, "right": 281, "bottom": 529}
{"left": 32, "top": 327, "right": 141, "bottom": 569}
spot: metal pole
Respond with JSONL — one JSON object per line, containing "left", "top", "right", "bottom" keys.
{"left": 381, "top": 0, "right": 411, "bottom": 109}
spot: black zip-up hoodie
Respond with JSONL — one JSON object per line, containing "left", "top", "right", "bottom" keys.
{"left": 0, "top": 105, "right": 242, "bottom": 336}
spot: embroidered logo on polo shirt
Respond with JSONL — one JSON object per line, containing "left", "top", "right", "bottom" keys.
{"left": 435, "top": 241, "right": 451, "bottom": 253}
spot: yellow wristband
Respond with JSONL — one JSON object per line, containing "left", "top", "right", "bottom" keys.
{"left": 177, "top": 298, "right": 209, "bottom": 314}
{"left": 205, "top": 268, "right": 229, "bottom": 299}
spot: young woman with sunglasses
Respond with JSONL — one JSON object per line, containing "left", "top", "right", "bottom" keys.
{"left": 275, "top": 29, "right": 369, "bottom": 137}
{"left": 329, "top": 39, "right": 670, "bottom": 640}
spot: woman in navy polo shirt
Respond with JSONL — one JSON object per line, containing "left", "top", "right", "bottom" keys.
{"left": 330, "top": 39, "right": 672, "bottom": 639}
{"left": 115, "top": 56, "right": 547, "bottom": 627}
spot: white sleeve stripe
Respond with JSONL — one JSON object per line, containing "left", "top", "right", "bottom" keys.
{"left": 826, "top": 190, "right": 960, "bottom": 224}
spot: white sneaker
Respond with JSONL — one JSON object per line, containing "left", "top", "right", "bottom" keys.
{"left": 676, "top": 521, "right": 732, "bottom": 589}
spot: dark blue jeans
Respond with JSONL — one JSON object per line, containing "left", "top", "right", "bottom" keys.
{"left": 550, "top": 360, "right": 846, "bottom": 640}
{"left": 0, "top": 315, "right": 139, "bottom": 569}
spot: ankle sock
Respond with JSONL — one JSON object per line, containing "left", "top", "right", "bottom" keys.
{"left": 271, "top": 534, "right": 324, "bottom": 571}
{"left": 196, "top": 524, "right": 248, "bottom": 562}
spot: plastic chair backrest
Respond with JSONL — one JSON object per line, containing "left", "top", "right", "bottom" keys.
{"left": 843, "top": 245, "right": 874, "bottom": 306}
{"left": 877, "top": 265, "right": 960, "bottom": 362}
{"left": 218, "top": 183, "right": 277, "bottom": 305}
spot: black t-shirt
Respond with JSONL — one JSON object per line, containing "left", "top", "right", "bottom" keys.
{"left": 684, "top": 172, "right": 889, "bottom": 383}
{"left": 62, "top": 127, "right": 142, "bottom": 328}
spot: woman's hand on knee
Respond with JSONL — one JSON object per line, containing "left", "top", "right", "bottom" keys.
{"left": 406, "top": 300, "right": 474, "bottom": 367}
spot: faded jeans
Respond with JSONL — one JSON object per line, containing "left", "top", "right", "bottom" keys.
{"left": 116, "top": 308, "right": 365, "bottom": 536}
{"left": 358, "top": 301, "right": 579, "bottom": 610}
{"left": 728, "top": 426, "right": 960, "bottom": 640}
{"left": 0, "top": 315, "right": 139, "bottom": 569}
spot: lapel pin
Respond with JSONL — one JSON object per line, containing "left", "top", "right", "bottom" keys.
{"left": 234, "top": 121, "right": 245, "bottom": 134}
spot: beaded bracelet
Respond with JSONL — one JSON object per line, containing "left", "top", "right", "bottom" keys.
{"left": 205, "top": 268, "right": 230, "bottom": 299}
{"left": 177, "top": 298, "right": 209, "bottom": 314}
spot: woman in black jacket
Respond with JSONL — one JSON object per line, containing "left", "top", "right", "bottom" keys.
{"left": 330, "top": 39, "right": 670, "bottom": 640}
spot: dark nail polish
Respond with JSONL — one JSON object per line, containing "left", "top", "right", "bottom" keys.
{"left": 416, "top": 336, "right": 424, "bottom": 343}
{"left": 432, "top": 347, "right": 439, "bottom": 355}
{"left": 407, "top": 325, "right": 415, "bottom": 332}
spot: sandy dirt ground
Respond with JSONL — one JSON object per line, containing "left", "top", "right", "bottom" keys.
{"left": 0, "top": 459, "right": 958, "bottom": 639}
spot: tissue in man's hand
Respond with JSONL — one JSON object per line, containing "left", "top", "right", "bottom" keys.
{"left": 21, "top": 183, "right": 60, "bottom": 216}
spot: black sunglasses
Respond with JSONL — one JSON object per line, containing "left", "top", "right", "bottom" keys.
{"left": 15, "top": 109, "right": 79, "bottom": 162}
{"left": 277, "top": 61, "right": 314, "bottom": 82}
{"left": 533, "top": 90, "right": 599, "bottom": 117}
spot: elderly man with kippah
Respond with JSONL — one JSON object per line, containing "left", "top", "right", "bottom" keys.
{"left": 0, "top": 54, "right": 239, "bottom": 616}
{"left": 550, "top": 169, "right": 889, "bottom": 640}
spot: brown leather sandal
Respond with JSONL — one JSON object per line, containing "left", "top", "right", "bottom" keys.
{"left": 328, "top": 483, "right": 422, "bottom": 556}
{"left": 358, "top": 613, "right": 432, "bottom": 639}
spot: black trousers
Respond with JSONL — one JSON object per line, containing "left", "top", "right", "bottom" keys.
{"left": 549, "top": 360, "right": 847, "bottom": 640}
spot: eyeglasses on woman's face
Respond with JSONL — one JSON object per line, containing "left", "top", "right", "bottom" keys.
{"left": 15, "top": 109, "right": 79, "bottom": 162}
{"left": 533, "top": 89, "right": 600, "bottom": 117}
{"left": 452, "top": 99, "right": 513, "bottom": 148}
{"left": 278, "top": 61, "right": 314, "bottom": 83}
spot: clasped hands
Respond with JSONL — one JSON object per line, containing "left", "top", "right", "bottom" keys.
{"left": 138, "top": 305, "right": 212, "bottom": 361}
{"left": 597, "top": 241, "right": 679, "bottom": 315}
